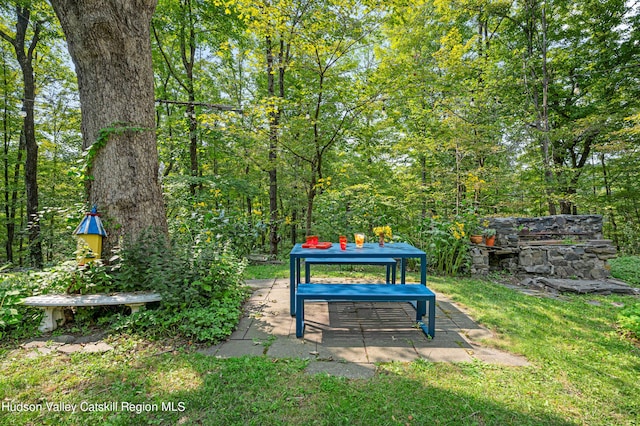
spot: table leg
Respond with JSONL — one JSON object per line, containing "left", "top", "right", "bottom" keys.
{"left": 295, "top": 295, "right": 305, "bottom": 338}
{"left": 290, "top": 256, "right": 296, "bottom": 316}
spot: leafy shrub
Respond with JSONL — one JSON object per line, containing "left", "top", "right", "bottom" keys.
{"left": 617, "top": 303, "right": 640, "bottom": 339}
{"left": 0, "top": 273, "right": 42, "bottom": 338}
{"left": 110, "top": 285, "right": 248, "bottom": 343}
{"left": 608, "top": 256, "right": 640, "bottom": 286}
{"left": 9, "top": 227, "right": 249, "bottom": 343}
{"left": 0, "top": 288, "right": 22, "bottom": 331}
{"left": 409, "top": 216, "right": 471, "bottom": 276}
{"left": 101, "top": 229, "right": 248, "bottom": 342}
{"left": 111, "top": 230, "right": 247, "bottom": 310}
{"left": 616, "top": 220, "right": 640, "bottom": 256}
{"left": 38, "top": 260, "right": 120, "bottom": 294}
{"left": 168, "top": 201, "right": 260, "bottom": 258}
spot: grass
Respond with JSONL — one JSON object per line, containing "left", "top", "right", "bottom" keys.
{"left": 1, "top": 266, "right": 639, "bottom": 425}
{"left": 609, "top": 255, "right": 640, "bottom": 286}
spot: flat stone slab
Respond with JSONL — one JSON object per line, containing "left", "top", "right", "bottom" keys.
{"left": 57, "top": 344, "right": 84, "bottom": 354}
{"left": 18, "top": 340, "right": 114, "bottom": 357}
{"left": 81, "top": 342, "right": 114, "bottom": 353}
{"left": 23, "top": 292, "right": 162, "bottom": 307}
{"left": 524, "top": 277, "right": 639, "bottom": 295}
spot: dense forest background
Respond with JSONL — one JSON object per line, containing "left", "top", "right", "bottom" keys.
{"left": 2, "top": 0, "right": 640, "bottom": 268}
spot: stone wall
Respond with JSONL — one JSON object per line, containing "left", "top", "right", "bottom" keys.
{"left": 471, "top": 215, "right": 616, "bottom": 279}
{"left": 518, "top": 242, "right": 616, "bottom": 279}
{"left": 488, "top": 215, "right": 603, "bottom": 248}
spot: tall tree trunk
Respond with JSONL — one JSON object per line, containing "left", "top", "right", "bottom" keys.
{"left": 2, "top": 59, "right": 17, "bottom": 263}
{"left": 539, "top": 2, "right": 555, "bottom": 215}
{"left": 21, "top": 61, "right": 41, "bottom": 267}
{"left": 420, "top": 154, "right": 427, "bottom": 220}
{"left": 51, "top": 0, "right": 168, "bottom": 256}
{"left": 522, "top": 0, "right": 556, "bottom": 215}
{"left": 3, "top": 122, "right": 24, "bottom": 264}
{"left": 305, "top": 171, "right": 317, "bottom": 236}
{"left": 0, "top": 6, "right": 43, "bottom": 267}
{"left": 181, "top": 0, "right": 199, "bottom": 195}
{"left": 266, "top": 36, "right": 280, "bottom": 255}
{"left": 152, "top": 0, "right": 199, "bottom": 195}
{"left": 187, "top": 96, "right": 199, "bottom": 195}
{"left": 291, "top": 209, "right": 297, "bottom": 245}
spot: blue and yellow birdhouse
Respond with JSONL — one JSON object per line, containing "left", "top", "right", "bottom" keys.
{"left": 73, "top": 206, "right": 107, "bottom": 265}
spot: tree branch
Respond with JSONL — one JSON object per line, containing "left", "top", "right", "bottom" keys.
{"left": 155, "top": 99, "right": 242, "bottom": 113}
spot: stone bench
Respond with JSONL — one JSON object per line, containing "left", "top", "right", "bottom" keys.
{"left": 304, "top": 257, "right": 397, "bottom": 284}
{"left": 22, "top": 292, "right": 162, "bottom": 332}
{"left": 295, "top": 283, "right": 435, "bottom": 338}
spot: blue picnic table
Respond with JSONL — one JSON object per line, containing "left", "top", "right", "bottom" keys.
{"left": 289, "top": 242, "right": 435, "bottom": 338}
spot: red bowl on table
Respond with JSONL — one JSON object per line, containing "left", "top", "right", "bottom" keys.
{"left": 302, "top": 241, "right": 332, "bottom": 249}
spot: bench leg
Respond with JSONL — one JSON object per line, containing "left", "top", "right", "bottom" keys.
{"left": 295, "top": 296, "right": 305, "bottom": 338}
{"left": 126, "top": 303, "right": 145, "bottom": 314}
{"left": 416, "top": 300, "right": 426, "bottom": 320}
{"left": 414, "top": 297, "right": 435, "bottom": 339}
{"left": 417, "top": 297, "right": 436, "bottom": 339}
{"left": 38, "top": 307, "right": 65, "bottom": 332}
{"left": 304, "top": 262, "right": 310, "bottom": 283}
{"left": 427, "top": 297, "right": 436, "bottom": 338}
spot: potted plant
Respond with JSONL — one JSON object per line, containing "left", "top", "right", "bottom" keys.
{"left": 465, "top": 221, "right": 482, "bottom": 244}
{"left": 483, "top": 228, "right": 496, "bottom": 246}
{"left": 470, "top": 233, "right": 483, "bottom": 244}
{"left": 373, "top": 226, "right": 392, "bottom": 247}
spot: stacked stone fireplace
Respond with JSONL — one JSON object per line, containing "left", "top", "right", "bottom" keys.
{"left": 470, "top": 215, "right": 617, "bottom": 280}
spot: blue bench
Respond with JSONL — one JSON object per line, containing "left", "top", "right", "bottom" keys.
{"left": 304, "top": 257, "right": 397, "bottom": 284}
{"left": 295, "top": 283, "right": 435, "bottom": 338}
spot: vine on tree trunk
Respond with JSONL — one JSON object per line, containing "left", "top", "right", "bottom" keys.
{"left": 82, "top": 122, "right": 151, "bottom": 182}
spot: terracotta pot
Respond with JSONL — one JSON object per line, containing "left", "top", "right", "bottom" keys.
{"left": 484, "top": 235, "right": 496, "bottom": 246}
{"left": 470, "top": 235, "right": 483, "bottom": 244}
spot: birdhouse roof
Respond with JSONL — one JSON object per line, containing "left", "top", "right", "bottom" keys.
{"left": 73, "top": 210, "right": 107, "bottom": 236}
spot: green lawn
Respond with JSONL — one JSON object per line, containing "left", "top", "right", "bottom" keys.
{"left": 1, "top": 268, "right": 638, "bottom": 425}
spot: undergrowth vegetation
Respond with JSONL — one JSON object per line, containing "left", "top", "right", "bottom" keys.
{"left": 0, "top": 228, "right": 248, "bottom": 344}
{"left": 609, "top": 255, "right": 640, "bottom": 285}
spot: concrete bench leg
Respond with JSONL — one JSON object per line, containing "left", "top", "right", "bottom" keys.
{"left": 126, "top": 303, "right": 145, "bottom": 314}
{"left": 38, "top": 307, "right": 66, "bottom": 332}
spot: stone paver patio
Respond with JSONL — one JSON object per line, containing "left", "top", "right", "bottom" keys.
{"left": 198, "top": 278, "right": 529, "bottom": 378}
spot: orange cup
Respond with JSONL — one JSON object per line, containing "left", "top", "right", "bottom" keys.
{"left": 354, "top": 233, "right": 365, "bottom": 248}
{"left": 339, "top": 235, "right": 347, "bottom": 250}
